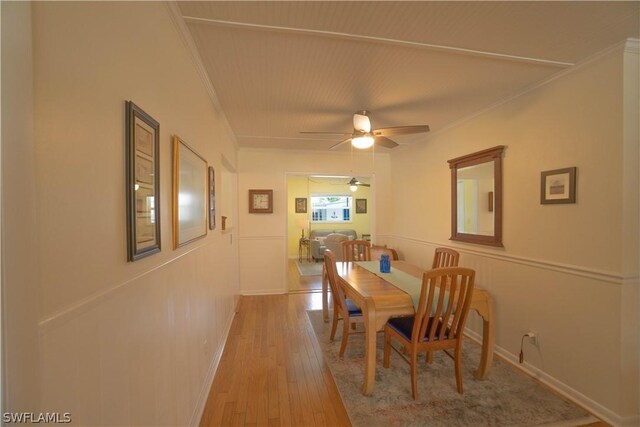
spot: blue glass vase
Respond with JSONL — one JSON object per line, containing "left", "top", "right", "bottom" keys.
{"left": 380, "top": 254, "right": 391, "bottom": 273}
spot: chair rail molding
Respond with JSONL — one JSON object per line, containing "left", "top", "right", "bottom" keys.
{"left": 382, "top": 234, "right": 637, "bottom": 286}
{"left": 38, "top": 241, "right": 211, "bottom": 332}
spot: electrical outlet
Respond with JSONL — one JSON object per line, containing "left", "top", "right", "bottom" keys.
{"left": 525, "top": 332, "right": 538, "bottom": 346}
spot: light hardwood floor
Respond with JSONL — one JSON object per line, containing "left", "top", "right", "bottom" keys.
{"left": 287, "top": 259, "right": 323, "bottom": 293}
{"left": 199, "top": 291, "right": 349, "bottom": 426}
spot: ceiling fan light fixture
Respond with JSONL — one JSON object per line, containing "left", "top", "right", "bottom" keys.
{"left": 352, "top": 135, "right": 374, "bottom": 149}
{"left": 350, "top": 184, "right": 358, "bottom": 192}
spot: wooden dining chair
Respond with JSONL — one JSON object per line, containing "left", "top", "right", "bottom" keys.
{"left": 324, "top": 249, "right": 364, "bottom": 358}
{"left": 383, "top": 266, "right": 476, "bottom": 399}
{"left": 370, "top": 244, "right": 399, "bottom": 261}
{"left": 432, "top": 247, "right": 460, "bottom": 268}
{"left": 341, "top": 240, "right": 371, "bottom": 261}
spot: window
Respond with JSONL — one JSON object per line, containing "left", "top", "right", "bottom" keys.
{"left": 311, "top": 196, "right": 352, "bottom": 223}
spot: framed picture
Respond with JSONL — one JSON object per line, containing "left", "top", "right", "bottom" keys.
{"left": 173, "top": 135, "right": 208, "bottom": 248}
{"left": 249, "top": 189, "right": 273, "bottom": 213}
{"left": 208, "top": 166, "right": 216, "bottom": 230}
{"left": 125, "top": 101, "right": 161, "bottom": 261}
{"left": 541, "top": 167, "right": 577, "bottom": 204}
{"left": 295, "top": 197, "right": 307, "bottom": 213}
{"left": 356, "top": 198, "right": 367, "bottom": 214}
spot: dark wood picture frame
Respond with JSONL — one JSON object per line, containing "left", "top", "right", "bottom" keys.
{"left": 540, "top": 167, "right": 577, "bottom": 204}
{"left": 355, "top": 198, "right": 367, "bottom": 214}
{"left": 172, "top": 135, "right": 208, "bottom": 248}
{"left": 448, "top": 145, "right": 505, "bottom": 247}
{"left": 208, "top": 166, "right": 216, "bottom": 230}
{"left": 295, "top": 197, "right": 307, "bottom": 213}
{"left": 249, "top": 189, "right": 273, "bottom": 213}
{"left": 125, "top": 101, "right": 161, "bottom": 261}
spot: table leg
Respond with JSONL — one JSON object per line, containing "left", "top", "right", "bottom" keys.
{"left": 322, "top": 264, "right": 329, "bottom": 323}
{"left": 470, "top": 288, "right": 494, "bottom": 379}
{"left": 361, "top": 300, "right": 377, "bottom": 395}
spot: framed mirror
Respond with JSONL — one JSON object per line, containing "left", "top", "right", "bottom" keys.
{"left": 448, "top": 146, "right": 505, "bottom": 247}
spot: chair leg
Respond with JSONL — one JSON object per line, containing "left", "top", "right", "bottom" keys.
{"left": 410, "top": 348, "right": 418, "bottom": 400}
{"left": 426, "top": 350, "right": 434, "bottom": 364}
{"left": 454, "top": 346, "right": 464, "bottom": 394}
{"left": 330, "top": 310, "right": 339, "bottom": 341}
{"left": 339, "top": 315, "right": 350, "bottom": 358}
{"left": 383, "top": 330, "right": 391, "bottom": 368}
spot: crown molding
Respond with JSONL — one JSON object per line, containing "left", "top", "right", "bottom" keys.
{"left": 424, "top": 39, "right": 634, "bottom": 141}
{"left": 164, "top": 2, "right": 239, "bottom": 150}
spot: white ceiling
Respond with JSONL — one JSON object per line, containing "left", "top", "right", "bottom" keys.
{"left": 177, "top": 1, "right": 639, "bottom": 151}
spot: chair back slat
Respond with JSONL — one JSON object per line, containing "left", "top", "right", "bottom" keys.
{"left": 432, "top": 247, "right": 460, "bottom": 269}
{"left": 447, "top": 276, "right": 467, "bottom": 338}
{"left": 324, "top": 250, "right": 347, "bottom": 314}
{"left": 342, "top": 240, "right": 371, "bottom": 262}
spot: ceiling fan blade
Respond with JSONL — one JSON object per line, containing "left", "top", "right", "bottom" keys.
{"left": 374, "top": 136, "right": 399, "bottom": 149}
{"left": 329, "top": 137, "right": 352, "bottom": 150}
{"left": 353, "top": 111, "right": 371, "bottom": 133}
{"left": 300, "top": 131, "right": 352, "bottom": 135}
{"left": 373, "top": 125, "right": 430, "bottom": 136}
{"left": 350, "top": 177, "right": 371, "bottom": 187}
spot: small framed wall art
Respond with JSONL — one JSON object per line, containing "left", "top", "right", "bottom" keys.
{"left": 249, "top": 189, "right": 273, "bottom": 213}
{"left": 356, "top": 198, "right": 367, "bottom": 214}
{"left": 172, "top": 135, "right": 208, "bottom": 248}
{"left": 540, "top": 167, "right": 577, "bottom": 204}
{"left": 125, "top": 101, "right": 161, "bottom": 261}
{"left": 295, "top": 197, "right": 307, "bottom": 213}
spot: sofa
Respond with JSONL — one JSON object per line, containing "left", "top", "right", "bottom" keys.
{"left": 309, "top": 229, "right": 358, "bottom": 261}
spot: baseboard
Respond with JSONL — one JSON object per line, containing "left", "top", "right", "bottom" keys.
{"left": 464, "top": 329, "right": 638, "bottom": 426}
{"left": 188, "top": 307, "right": 237, "bottom": 426}
{"left": 240, "top": 289, "right": 288, "bottom": 296}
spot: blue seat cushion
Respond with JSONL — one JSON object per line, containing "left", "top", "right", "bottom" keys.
{"left": 387, "top": 316, "right": 449, "bottom": 341}
{"left": 345, "top": 298, "right": 362, "bottom": 316}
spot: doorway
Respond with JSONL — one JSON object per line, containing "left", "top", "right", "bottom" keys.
{"left": 286, "top": 174, "right": 373, "bottom": 292}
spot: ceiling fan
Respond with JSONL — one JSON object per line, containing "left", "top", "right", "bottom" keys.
{"left": 301, "top": 110, "right": 429, "bottom": 150}
{"left": 348, "top": 177, "right": 369, "bottom": 189}
{"left": 327, "top": 176, "right": 370, "bottom": 191}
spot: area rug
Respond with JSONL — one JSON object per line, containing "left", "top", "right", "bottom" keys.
{"left": 307, "top": 310, "right": 592, "bottom": 427}
{"left": 296, "top": 261, "right": 323, "bottom": 276}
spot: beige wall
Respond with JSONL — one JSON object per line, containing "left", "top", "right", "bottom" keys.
{"left": 0, "top": 2, "right": 240, "bottom": 425}
{"left": 388, "top": 44, "right": 639, "bottom": 424}
{"left": 238, "top": 149, "right": 390, "bottom": 293}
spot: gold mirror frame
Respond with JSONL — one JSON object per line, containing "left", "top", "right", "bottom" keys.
{"left": 448, "top": 146, "right": 505, "bottom": 247}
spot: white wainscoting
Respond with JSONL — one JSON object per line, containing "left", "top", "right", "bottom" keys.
{"left": 380, "top": 234, "right": 639, "bottom": 426}
{"left": 38, "top": 244, "right": 237, "bottom": 426}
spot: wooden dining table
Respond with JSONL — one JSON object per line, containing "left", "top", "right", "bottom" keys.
{"left": 322, "top": 260, "right": 495, "bottom": 395}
